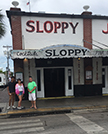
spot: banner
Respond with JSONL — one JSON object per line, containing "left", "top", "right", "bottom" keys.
{"left": 10, "top": 45, "right": 108, "bottom": 59}
{"left": 73, "top": 58, "right": 84, "bottom": 85}
{"left": 93, "top": 58, "right": 102, "bottom": 84}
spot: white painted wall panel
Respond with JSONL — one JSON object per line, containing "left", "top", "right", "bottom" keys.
{"left": 92, "top": 19, "right": 108, "bottom": 49}
{"left": 21, "top": 16, "right": 83, "bottom": 49}
{"left": 73, "top": 58, "right": 84, "bottom": 85}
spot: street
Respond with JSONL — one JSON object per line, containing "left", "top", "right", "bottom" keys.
{"left": 0, "top": 87, "right": 8, "bottom": 103}
{"left": 1, "top": 87, "right": 108, "bottom": 134}
{"left": 0, "top": 110, "right": 108, "bottom": 134}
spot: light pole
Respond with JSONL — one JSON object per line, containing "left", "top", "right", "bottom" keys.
{"left": 3, "top": 45, "right": 12, "bottom": 83}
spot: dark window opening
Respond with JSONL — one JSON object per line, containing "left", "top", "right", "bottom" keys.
{"left": 35, "top": 58, "right": 73, "bottom": 67}
{"left": 102, "top": 68, "right": 105, "bottom": 88}
{"left": 37, "top": 70, "right": 41, "bottom": 91}
{"left": 0, "top": 77, "right": 1, "bottom": 82}
{"left": 68, "top": 69, "right": 72, "bottom": 89}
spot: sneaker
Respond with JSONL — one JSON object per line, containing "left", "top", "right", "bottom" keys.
{"left": 21, "top": 106, "right": 24, "bottom": 109}
{"left": 7, "top": 106, "right": 11, "bottom": 110}
{"left": 12, "top": 105, "right": 16, "bottom": 109}
{"left": 17, "top": 107, "right": 21, "bottom": 110}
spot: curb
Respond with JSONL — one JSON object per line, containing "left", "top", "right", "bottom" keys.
{"left": 37, "top": 96, "right": 74, "bottom": 100}
{"left": 0, "top": 105, "right": 108, "bottom": 118}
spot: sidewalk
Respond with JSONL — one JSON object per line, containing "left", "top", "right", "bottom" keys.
{"left": 0, "top": 96, "right": 108, "bottom": 117}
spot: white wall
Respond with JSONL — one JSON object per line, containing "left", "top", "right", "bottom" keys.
{"left": 21, "top": 16, "right": 83, "bottom": 49}
{"left": 92, "top": 19, "right": 108, "bottom": 49}
{"left": 21, "top": 16, "right": 108, "bottom": 50}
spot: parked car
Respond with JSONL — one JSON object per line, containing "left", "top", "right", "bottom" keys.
{"left": 0, "top": 73, "right": 6, "bottom": 87}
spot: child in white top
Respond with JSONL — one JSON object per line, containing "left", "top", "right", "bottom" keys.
{"left": 15, "top": 78, "right": 25, "bottom": 109}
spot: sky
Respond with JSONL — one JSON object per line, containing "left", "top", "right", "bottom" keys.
{"left": 0, "top": 0, "right": 108, "bottom": 72}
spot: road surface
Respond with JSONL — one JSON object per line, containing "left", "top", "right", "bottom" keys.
{"left": 0, "top": 87, "right": 8, "bottom": 103}
{"left": 0, "top": 110, "right": 108, "bottom": 134}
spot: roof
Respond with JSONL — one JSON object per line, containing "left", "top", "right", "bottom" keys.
{"left": 6, "top": 9, "right": 108, "bottom": 20}
{"left": 41, "top": 44, "right": 89, "bottom": 50}
{"left": 6, "top": 9, "right": 108, "bottom": 31}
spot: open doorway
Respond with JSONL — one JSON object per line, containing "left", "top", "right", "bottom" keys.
{"left": 44, "top": 68, "right": 65, "bottom": 97}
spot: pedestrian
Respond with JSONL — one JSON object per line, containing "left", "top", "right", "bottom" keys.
{"left": 15, "top": 78, "right": 25, "bottom": 109}
{"left": 28, "top": 76, "right": 37, "bottom": 109}
{"left": 7, "top": 76, "right": 16, "bottom": 110}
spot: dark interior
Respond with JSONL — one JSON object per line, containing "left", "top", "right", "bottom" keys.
{"left": 44, "top": 68, "right": 65, "bottom": 97}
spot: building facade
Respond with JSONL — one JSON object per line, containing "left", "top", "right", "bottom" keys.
{"left": 6, "top": 8, "right": 108, "bottom": 98}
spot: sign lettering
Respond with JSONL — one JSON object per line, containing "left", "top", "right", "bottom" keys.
{"left": 26, "top": 20, "right": 79, "bottom": 34}
{"left": 45, "top": 49, "right": 88, "bottom": 57}
{"left": 10, "top": 49, "right": 108, "bottom": 59}
{"left": 102, "top": 23, "right": 108, "bottom": 34}
{"left": 17, "top": 51, "right": 38, "bottom": 56}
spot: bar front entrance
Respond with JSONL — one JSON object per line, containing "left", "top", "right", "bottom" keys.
{"left": 44, "top": 68, "right": 65, "bottom": 97}
{"left": 10, "top": 45, "right": 108, "bottom": 98}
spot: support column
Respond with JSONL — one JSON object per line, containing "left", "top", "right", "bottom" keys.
{"left": 93, "top": 58, "right": 102, "bottom": 84}
{"left": 30, "top": 59, "right": 36, "bottom": 81}
{"left": 14, "top": 59, "right": 24, "bottom": 80}
{"left": 73, "top": 58, "right": 84, "bottom": 85}
{"left": 82, "top": 11, "right": 92, "bottom": 49}
{"left": 10, "top": 8, "right": 22, "bottom": 50}
{"left": 23, "top": 59, "right": 29, "bottom": 87}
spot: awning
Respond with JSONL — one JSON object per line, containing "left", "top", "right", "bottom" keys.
{"left": 10, "top": 44, "right": 108, "bottom": 59}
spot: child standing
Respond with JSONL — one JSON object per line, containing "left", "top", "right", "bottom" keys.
{"left": 28, "top": 76, "right": 37, "bottom": 109}
{"left": 15, "top": 78, "right": 25, "bottom": 109}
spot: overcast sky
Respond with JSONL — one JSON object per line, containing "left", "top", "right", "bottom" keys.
{"left": 0, "top": 0, "right": 108, "bottom": 71}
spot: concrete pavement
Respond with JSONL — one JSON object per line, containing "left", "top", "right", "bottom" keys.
{"left": 0, "top": 95, "right": 108, "bottom": 117}
{"left": 0, "top": 87, "right": 108, "bottom": 117}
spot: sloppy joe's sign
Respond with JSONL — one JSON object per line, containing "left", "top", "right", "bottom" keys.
{"left": 10, "top": 45, "right": 108, "bottom": 59}
{"left": 26, "top": 20, "right": 79, "bottom": 34}
{"left": 21, "top": 17, "right": 83, "bottom": 49}
{"left": 45, "top": 49, "right": 87, "bottom": 57}
{"left": 10, "top": 45, "right": 89, "bottom": 59}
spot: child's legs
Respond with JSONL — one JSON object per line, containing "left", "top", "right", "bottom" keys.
{"left": 29, "top": 93, "right": 34, "bottom": 107}
{"left": 33, "top": 100, "right": 36, "bottom": 107}
{"left": 18, "top": 95, "right": 22, "bottom": 107}
{"left": 31, "top": 101, "right": 34, "bottom": 106}
{"left": 30, "top": 93, "right": 36, "bottom": 107}
{"left": 12, "top": 92, "right": 15, "bottom": 106}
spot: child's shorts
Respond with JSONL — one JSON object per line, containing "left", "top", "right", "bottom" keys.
{"left": 29, "top": 93, "right": 36, "bottom": 101}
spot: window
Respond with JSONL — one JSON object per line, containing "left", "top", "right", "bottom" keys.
{"left": 0, "top": 77, "right": 1, "bottom": 82}
{"left": 68, "top": 69, "right": 72, "bottom": 89}
{"left": 37, "top": 70, "right": 41, "bottom": 91}
{"left": 102, "top": 68, "right": 105, "bottom": 88}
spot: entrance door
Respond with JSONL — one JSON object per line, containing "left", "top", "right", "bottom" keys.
{"left": 44, "top": 68, "right": 65, "bottom": 97}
